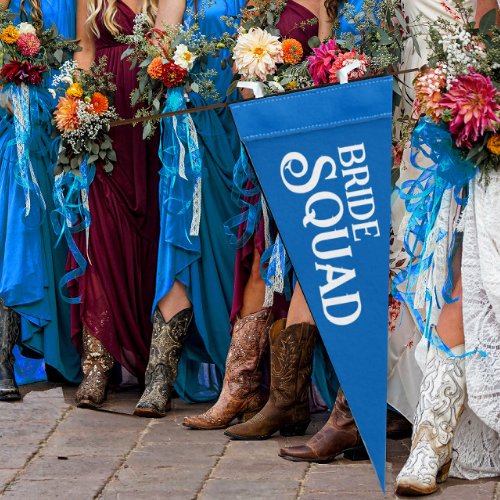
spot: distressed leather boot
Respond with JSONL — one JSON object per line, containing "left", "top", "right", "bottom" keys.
{"left": 279, "top": 388, "right": 368, "bottom": 463}
{"left": 183, "top": 308, "right": 272, "bottom": 429}
{"left": 134, "top": 308, "right": 193, "bottom": 418}
{"left": 75, "top": 328, "right": 115, "bottom": 409}
{"left": 224, "top": 319, "right": 317, "bottom": 440}
{"left": 0, "top": 301, "right": 21, "bottom": 401}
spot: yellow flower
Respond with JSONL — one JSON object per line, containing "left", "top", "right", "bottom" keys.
{"left": 286, "top": 80, "right": 298, "bottom": 90}
{"left": 0, "top": 26, "right": 20, "bottom": 44}
{"left": 487, "top": 133, "right": 500, "bottom": 155}
{"left": 66, "top": 83, "right": 84, "bottom": 99}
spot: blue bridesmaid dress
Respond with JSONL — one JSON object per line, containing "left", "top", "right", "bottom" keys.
{"left": 155, "top": 0, "right": 244, "bottom": 402}
{"left": 0, "top": 0, "right": 81, "bottom": 384}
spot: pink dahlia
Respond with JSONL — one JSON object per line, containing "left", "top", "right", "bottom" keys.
{"left": 441, "top": 71, "right": 500, "bottom": 149}
{"left": 328, "top": 50, "right": 370, "bottom": 84}
{"left": 307, "top": 39, "right": 341, "bottom": 86}
{"left": 17, "top": 32, "right": 41, "bottom": 57}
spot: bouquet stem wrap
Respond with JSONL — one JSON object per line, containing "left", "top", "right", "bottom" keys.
{"left": 392, "top": 117, "right": 484, "bottom": 358}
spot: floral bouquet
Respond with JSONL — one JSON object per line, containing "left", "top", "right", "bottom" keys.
{"left": 307, "top": 0, "right": 409, "bottom": 87}
{"left": 411, "top": 1, "right": 500, "bottom": 174}
{"left": 227, "top": 0, "right": 317, "bottom": 95}
{"left": 52, "top": 58, "right": 118, "bottom": 175}
{"left": 118, "top": 13, "right": 227, "bottom": 138}
{"left": 0, "top": 9, "right": 78, "bottom": 86}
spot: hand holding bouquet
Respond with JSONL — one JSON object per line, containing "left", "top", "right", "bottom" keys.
{"left": 118, "top": 13, "right": 227, "bottom": 138}
{"left": 412, "top": 1, "right": 500, "bottom": 174}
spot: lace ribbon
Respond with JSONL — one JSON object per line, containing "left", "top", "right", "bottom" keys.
{"left": 160, "top": 87, "right": 203, "bottom": 237}
{"left": 392, "top": 117, "right": 484, "bottom": 358}
{"left": 261, "top": 234, "right": 292, "bottom": 307}
{"left": 10, "top": 83, "right": 47, "bottom": 219}
{"left": 51, "top": 156, "right": 95, "bottom": 304}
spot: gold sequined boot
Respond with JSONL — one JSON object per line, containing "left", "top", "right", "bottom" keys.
{"left": 75, "top": 328, "right": 114, "bottom": 409}
{"left": 134, "top": 308, "right": 193, "bottom": 418}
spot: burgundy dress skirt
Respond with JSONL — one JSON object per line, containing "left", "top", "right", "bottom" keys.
{"left": 68, "top": 1, "right": 160, "bottom": 378}
{"left": 230, "top": 0, "right": 318, "bottom": 324}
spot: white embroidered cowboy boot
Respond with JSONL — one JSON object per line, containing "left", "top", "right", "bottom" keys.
{"left": 396, "top": 343, "right": 466, "bottom": 496}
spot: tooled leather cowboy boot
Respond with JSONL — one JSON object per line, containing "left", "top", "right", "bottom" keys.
{"left": 183, "top": 308, "right": 272, "bottom": 430}
{"left": 279, "top": 388, "right": 368, "bottom": 463}
{"left": 396, "top": 344, "right": 466, "bottom": 496}
{"left": 75, "top": 328, "right": 115, "bottom": 409}
{"left": 224, "top": 319, "right": 317, "bottom": 440}
{"left": 0, "top": 301, "right": 21, "bottom": 401}
{"left": 134, "top": 308, "right": 193, "bottom": 418}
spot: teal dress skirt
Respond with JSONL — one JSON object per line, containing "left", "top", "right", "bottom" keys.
{"left": 0, "top": 0, "right": 81, "bottom": 384}
{"left": 155, "top": 0, "right": 244, "bottom": 401}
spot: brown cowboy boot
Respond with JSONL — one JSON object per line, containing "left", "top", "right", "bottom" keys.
{"left": 0, "top": 301, "right": 21, "bottom": 401}
{"left": 224, "top": 319, "right": 317, "bottom": 440}
{"left": 279, "top": 388, "right": 368, "bottom": 463}
{"left": 75, "top": 328, "right": 115, "bottom": 409}
{"left": 183, "top": 308, "right": 272, "bottom": 429}
{"left": 134, "top": 308, "right": 193, "bottom": 418}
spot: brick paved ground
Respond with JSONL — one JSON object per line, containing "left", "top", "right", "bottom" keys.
{"left": 0, "top": 383, "right": 498, "bottom": 499}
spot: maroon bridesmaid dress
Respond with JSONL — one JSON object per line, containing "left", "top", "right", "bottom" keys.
{"left": 230, "top": 0, "right": 318, "bottom": 323}
{"left": 68, "top": 1, "right": 160, "bottom": 378}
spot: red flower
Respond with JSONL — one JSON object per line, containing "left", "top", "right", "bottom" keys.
{"left": 1, "top": 60, "right": 47, "bottom": 85}
{"left": 162, "top": 61, "right": 187, "bottom": 88}
{"left": 441, "top": 71, "right": 500, "bottom": 149}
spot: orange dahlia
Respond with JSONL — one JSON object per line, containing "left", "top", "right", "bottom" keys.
{"left": 147, "top": 56, "right": 164, "bottom": 80}
{"left": 0, "top": 26, "right": 20, "bottom": 44}
{"left": 90, "top": 92, "right": 109, "bottom": 114}
{"left": 487, "top": 134, "right": 500, "bottom": 155}
{"left": 54, "top": 97, "right": 80, "bottom": 132}
{"left": 282, "top": 38, "right": 303, "bottom": 65}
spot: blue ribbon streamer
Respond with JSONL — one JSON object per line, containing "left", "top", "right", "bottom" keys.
{"left": 223, "top": 144, "right": 264, "bottom": 248}
{"left": 392, "top": 117, "right": 484, "bottom": 358}
{"left": 51, "top": 157, "right": 95, "bottom": 304}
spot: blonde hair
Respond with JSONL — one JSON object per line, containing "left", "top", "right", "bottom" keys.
{"left": 19, "top": 0, "right": 43, "bottom": 31}
{"left": 87, "top": 0, "right": 158, "bottom": 37}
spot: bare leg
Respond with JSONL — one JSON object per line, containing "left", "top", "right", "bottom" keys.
{"left": 286, "top": 283, "right": 315, "bottom": 327}
{"left": 435, "top": 249, "right": 464, "bottom": 349}
{"left": 157, "top": 280, "right": 192, "bottom": 322}
{"left": 240, "top": 249, "right": 266, "bottom": 318}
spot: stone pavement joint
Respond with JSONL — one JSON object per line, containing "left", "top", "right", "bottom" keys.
{"left": 94, "top": 418, "right": 155, "bottom": 499}
{"left": 296, "top": 463, "right": 312, "bottom": 500}
{"left": 0, "top": 390, "right": 73, "bottom": 496}
{"left": 195, "top": 440, "right": 231, "bottom": 499}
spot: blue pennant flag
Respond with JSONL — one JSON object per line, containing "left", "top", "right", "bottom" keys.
{"left": 230, "top": 77, "right": 393, "bottom": 491}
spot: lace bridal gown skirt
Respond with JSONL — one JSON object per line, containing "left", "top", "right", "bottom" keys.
{"left": 450, "top": 172, "right": 500, "bottom": 480}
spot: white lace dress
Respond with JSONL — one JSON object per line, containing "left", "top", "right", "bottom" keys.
{"left": 450, "top": 173, "right": 500, "bottom": 480}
